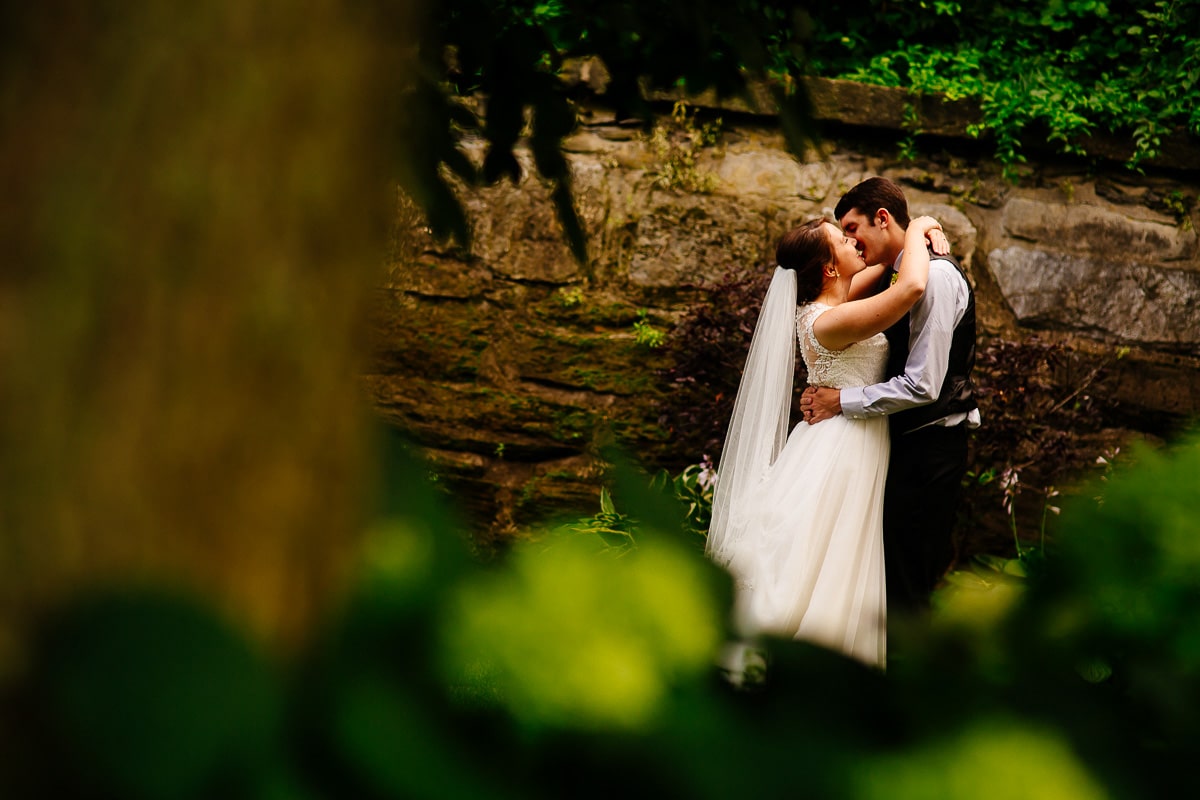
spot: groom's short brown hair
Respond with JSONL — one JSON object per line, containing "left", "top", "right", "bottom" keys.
{"left": 834, "top": 177, "right": 911, "bottom": 229}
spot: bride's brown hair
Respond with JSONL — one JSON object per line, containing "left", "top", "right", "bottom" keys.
{"left": 776, "top": 219, "right": 834, "bottom": 303}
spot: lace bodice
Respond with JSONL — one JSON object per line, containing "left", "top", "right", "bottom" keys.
{"left": 797, "top": 302, "right": 889, "bottom": 388}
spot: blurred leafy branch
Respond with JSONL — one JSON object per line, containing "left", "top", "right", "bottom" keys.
{"left": 399, "top": 0, "right": 817, "bottom": 260}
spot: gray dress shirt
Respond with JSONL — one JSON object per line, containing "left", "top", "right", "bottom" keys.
{"left": 840, "top": 253, "right": 982, "bottom": 430}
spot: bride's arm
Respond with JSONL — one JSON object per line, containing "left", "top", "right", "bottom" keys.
{"left": 813, "top": 216, "right": 941, "bottom": 350}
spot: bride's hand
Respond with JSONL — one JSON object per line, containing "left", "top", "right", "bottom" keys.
{"left": 913, "top": 215, "right": 950, "bottom": 255}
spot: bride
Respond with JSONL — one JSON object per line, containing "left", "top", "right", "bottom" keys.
{"left": 707, "top": 215, "right": 945, "bottom": 668}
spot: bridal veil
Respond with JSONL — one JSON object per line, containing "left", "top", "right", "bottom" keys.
{"left": 706, "top": 266, "right": 797, "bottom": 567}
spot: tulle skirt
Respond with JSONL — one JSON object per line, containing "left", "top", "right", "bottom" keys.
{"left": 723, "top": 414, "right": 889, "bottom": 667}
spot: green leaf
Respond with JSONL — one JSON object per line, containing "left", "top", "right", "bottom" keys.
{"left": 1076, "top": 657, "right": 1114, "bottom": 684}
{"left": 1002, "top": 558, "right": 1029, "bottom": 578}
{"left": 600, "top": 486, "right": 616, "bottom": 516}
{"left": 974, "top": 553, "right": 1012, "bottom": 572}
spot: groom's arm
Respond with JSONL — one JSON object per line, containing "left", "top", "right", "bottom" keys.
{"left": 843, "top": 260, "right": 965, "bottom": 418}
{"left": 804, "top": 260, "right": 965, "bottom": 423}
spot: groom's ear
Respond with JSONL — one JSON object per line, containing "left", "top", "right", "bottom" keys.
{"left": 875, "top": 208, "right": 890, "bottom": 228}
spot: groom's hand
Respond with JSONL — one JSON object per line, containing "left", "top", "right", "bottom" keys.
{"left": 800, "top": 386, "right": 841, "bottom": 425}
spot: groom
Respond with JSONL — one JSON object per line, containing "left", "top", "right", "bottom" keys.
{"left": 800, "top": 177, "right": 979, "bottom": 616}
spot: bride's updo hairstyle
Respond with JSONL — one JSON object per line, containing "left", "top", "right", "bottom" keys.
{"left": 776, "top": 219, "right": 835, "bottom": 303}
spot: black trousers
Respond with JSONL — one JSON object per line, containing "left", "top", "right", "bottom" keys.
{"left": 883, "top": 422, "right": 969, "bottom": 615}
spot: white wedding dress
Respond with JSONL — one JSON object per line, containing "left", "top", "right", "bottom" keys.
{"left": 721, "top": 302, "right": 890, "bottom": 668}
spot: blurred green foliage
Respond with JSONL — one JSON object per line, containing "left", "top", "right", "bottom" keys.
{"left": 7, "top": 428, "right": 1200, "bottom": 799}
{"left": 441, "top": 533, "right": 723, "bottom": 730}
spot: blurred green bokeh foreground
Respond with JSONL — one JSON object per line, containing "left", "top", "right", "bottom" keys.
{"left": 4, "top": 2, "right": 1200, "bottom": 799}
{"left": 6, "top": 427, "right": 1200, "bottom": 799}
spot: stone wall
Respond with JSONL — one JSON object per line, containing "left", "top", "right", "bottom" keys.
{"left": 370, "top": 79, "right": 1200, "bottom": 543}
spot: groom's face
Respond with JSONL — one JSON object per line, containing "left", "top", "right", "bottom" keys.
{"left": 839, "top": 209, "right": 887, "bottom": 267}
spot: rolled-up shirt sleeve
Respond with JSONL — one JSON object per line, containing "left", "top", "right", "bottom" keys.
{"left": 841, "top": 259, "right": 965, "bottom": 419}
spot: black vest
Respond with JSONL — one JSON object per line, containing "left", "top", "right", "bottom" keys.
{"left": 873, "top": 249, "right": 977, "bottom": 435}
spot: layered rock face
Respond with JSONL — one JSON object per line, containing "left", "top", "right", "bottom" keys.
{"left": 370, "top": 83, "right": 1200, "bottom": 543}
